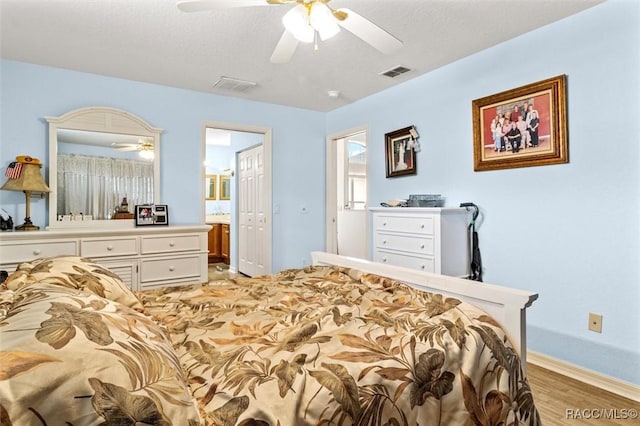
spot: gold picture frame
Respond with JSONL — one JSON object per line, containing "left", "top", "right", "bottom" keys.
{"left": 205, "top": 174, "right": 217, "bottom": 200}
{"left": 219, "top": 175, "right": 231, "bottom": 200}
{"left": 472, "top": 75, "right": 568, "bottom": 171}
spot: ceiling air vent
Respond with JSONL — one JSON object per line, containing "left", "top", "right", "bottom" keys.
{"left": 379, "top": 65, "right": 411, "bottom": 78}
{"left": 213, "top": 76, "right": 257, "bottom": 92}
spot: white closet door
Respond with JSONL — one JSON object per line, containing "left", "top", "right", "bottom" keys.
{"left": 253, "top": 147, "right": 267, "bottom": 276}
{"left": 238, "top": 145, "right": 264, "bottom": 276}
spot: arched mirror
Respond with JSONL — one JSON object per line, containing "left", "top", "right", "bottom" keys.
{"left": 46, "top": 107, "right": 162, "bottom": 229}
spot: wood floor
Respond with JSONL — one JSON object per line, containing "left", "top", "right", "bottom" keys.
{"left": 527, "top": 363, "right": 640, "bottom": 425}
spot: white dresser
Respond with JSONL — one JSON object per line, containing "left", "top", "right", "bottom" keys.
{"left": 370, "top": 207, "right": 469, "bottom": 277}
{"left": 0, "top": 225, "right": 210, "bottom": 290}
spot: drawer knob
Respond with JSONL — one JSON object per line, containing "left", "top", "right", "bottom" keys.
{"left": 169, "top": 242, "right": 175, "bottom": 247}
{"left": 382, "top": 257, "right": 387, "bottom": 263}
{"left": 33, "top": 249, "right": 41, "bottom": 255}
{"left": 169, "top": 266, "right": 175, "bottom": 271}
{"left": 420, "top": 244, "right": 425, "bottom": 249}
{"left": 382, "top": 222, "right": 387, "bottom": 226}
{"left": 382, "top": 240, "right": 387, "bottom": 245}
{"left": 421, "top": 264, "right": 425, "bottom": 270}
{"left": 420, "top": 224, "right": 425, "bottom": 229}
{"left": 107, "top": 245, "right": 114, "bottom": 251}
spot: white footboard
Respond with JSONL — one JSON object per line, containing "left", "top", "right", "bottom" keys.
{"left": 311, "top": 251, "right": 538, "bottom": 363}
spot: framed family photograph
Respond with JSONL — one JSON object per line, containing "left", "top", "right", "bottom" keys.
{"left": 472, "top": 75, "right": 568, "bottom": 171}
{"left": 135, "top": 204, "right": 169, "bottom": 226}
{"left": 385, "top": 126, "right": 417, "bottom": 177}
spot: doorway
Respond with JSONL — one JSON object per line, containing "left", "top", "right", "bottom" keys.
{"left": 203, "top": 121, "right": 272, "bottom": 276}
{"left": 326, "top": 127, "right": 369, "bottom": 258}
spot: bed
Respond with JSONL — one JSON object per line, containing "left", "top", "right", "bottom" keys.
{"left": 0, "top": 253, "right": 540, "bottom": 425}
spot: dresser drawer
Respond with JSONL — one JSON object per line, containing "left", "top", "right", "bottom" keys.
{"left": 81, "top": 237, "right": 138, "bottom": 258}
{"left": 0, "top": 240, "right": 78, "bottom": 264}
{"left": 374, "top": 250, "right": 435, "bottom": 273}
{"left": 374, "top": 233, "right": 434, "bottom": 255}
{"left": 374, "top": 214, "right": 434, "bottom": 235}
{"left": 98, "top": 259, "right": 138, "bottom": 290}
{"left": 140, "top": 255, "right": 201, "bottom": 283}
{"left": 140, "top": 234, "right": 201, "bottom": 254}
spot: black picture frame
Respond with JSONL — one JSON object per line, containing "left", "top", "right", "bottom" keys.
{"left": 385, "top": 126, "right": 417, "bottom": 178}
{"left": 135, "top": 204, "right": 169, "bottom": 226}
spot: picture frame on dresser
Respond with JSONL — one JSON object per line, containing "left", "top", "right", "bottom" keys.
{"left": 135, "top": 204, "right": 169, "bottom": 226}
{"left": 385, "top": 126, "right": 417, "bottom": 178}
{"left": 472, "top": 74, "right": 568, "bottom": 171}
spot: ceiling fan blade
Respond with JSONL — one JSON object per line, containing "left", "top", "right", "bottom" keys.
{"left": 116, "top": 146, "right": 139, "bottom": 152}
{"left": 337, "top": 8, "right": 403, "bottom": 55}
{"left": 270, "top": 30, "right": 299, "bottom": 64}
{"left": 177, "top": 0, "right": 271, "bottom": 12}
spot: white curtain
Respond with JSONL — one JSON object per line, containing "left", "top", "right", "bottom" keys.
{"left": 57, "top": 154, "right": 154, "bottom": 220}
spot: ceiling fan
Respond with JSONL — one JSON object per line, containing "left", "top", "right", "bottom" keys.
{"left": 111, "top": 139, "right": 155, "bottom": 159}
{"left": 177, "top": 0, "right": 403, "bottom": 63}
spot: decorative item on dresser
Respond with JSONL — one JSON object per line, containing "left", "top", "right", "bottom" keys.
{"left": 134, "top": 204, "right": 169, "bottom": 226}
{"left": 0, "top": 225, "right": 210, "bottom": 290}
{"left": 112, "top": 212, "right": 134, "bottom": 220}
{"left": 1, "top": 156, "right": 50, "bottom": 231}
{"left": 369, "top": 207, "right": 470, "bottom": 277}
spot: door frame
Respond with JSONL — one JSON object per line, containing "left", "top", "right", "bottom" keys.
{"left": 325, "top": 125, "right": 369, "bottom": 256}
{"left": 201, "top": 120, "right": 273, "bottom": 274}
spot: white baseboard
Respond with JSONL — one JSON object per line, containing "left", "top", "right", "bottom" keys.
{"left": 527, "top": 351, "right": 640, "bottom": 402}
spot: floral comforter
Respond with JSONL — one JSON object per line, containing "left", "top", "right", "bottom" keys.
{"left": 138, "top": 265, "right": 540, "bottom": 425}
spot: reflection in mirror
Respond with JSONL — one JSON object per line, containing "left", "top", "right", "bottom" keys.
{"left": 47, "top": 107, "right": 162, "bottom": 229}
{"left": 205, "top": 174, "right": 217, "bottom": 200}
{"left": 57, "top": 129, "right": 154, "bottom": 220}
{"left": 219, "top": 175, "right": 231, "bottom": 200}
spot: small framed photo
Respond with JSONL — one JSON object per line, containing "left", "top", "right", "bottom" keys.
{"left": 385, "top": 126, "right": 417, "bottom": 178}
{"left": 135, "top": 204, "right": 169, "bottom": 226}
{"left": 472, "top": 75, "right": 568, "bottom": 171}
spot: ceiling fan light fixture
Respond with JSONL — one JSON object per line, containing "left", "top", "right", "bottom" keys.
{"left": 310, "top": 2, "right": 340, "bottom": 41}
{"left": 138, "top": 149, "right": 154, "bottom": 160}
{"left": 282, "top": 4, "right": 314, "bottom": 43}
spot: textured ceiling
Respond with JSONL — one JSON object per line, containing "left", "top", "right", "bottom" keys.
{"left": 1, "top": 0, "right": 603, "bottom": 111}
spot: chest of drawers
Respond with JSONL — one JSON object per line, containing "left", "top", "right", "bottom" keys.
{"left": 370, "top": 207, "right": 469, "bottom": 276}
{"left": 0, "top": 225, "right": 210, "bottom": 290}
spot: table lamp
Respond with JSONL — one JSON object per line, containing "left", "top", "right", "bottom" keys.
{"left": 1, "top": 156, "right": 50, "bottom": 231}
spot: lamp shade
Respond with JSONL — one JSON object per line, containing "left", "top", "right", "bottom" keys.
{"left": 1, "top": 162, "right": 50, "bottom": 193}
{"left": 2, "top": 158, "right": 50, "bottom": 231}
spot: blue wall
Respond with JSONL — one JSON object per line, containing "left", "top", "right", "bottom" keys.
{"left": 0, "top": 61, "right": 327, "bottom": 273}
{"left": 327, "top": 0, "right": 639, "bottom": 385}
{"left": 1, "top": 0, "right": 637, "bottom": 386}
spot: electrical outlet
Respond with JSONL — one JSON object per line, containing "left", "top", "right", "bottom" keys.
{"left": 588, "top": 312, "right": 603, "bottom": 333}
